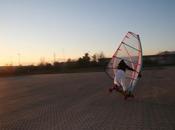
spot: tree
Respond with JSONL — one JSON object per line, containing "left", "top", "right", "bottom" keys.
{"left": 83, "top": 53, "right": 90, "bottom": 63}
{"left": 98, "top": 52, "right": 105, "bottom": 59}
{"left": 92, "top": 54, "right": 97, "bottom": 62}
{"left": 77, "top": 53, "right": 91, "bottom": 67}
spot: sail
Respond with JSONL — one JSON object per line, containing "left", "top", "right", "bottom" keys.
{"left": 106, "top": 31, "right": 143, "bottom": 91}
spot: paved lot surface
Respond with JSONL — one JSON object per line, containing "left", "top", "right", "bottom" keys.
{"left": 0, "top": 67, "right": 175, "bottom": 130}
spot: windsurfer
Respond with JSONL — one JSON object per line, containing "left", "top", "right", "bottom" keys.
{"left": 109, "top": 60, "right": 135, "bottom": 97}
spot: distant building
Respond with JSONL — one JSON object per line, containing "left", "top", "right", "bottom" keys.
{"left": 143, "top": 51, "right": 175, "bottom": 66}
{"left": 103, "top": 51, "right": 175, "bottom": 67}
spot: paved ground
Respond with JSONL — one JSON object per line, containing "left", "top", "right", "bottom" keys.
{"left": 0, "top": 67, "right": 175, "bottom": 130}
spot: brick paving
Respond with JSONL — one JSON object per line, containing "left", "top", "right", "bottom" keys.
{"left": 0, "top": 67, "right": 175, "bottom": 130}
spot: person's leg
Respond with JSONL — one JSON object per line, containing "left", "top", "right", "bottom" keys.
{"left": 120, "top": 71, "right": 126, "bottom": 92}
{"left": 119, "top": 72, "right": 130, "bottom": 99}
{"left": 128, "top": 79, "right": 137, "bottom": 92}
{"left": 111, "top": 70, "right": 125, "bottom": 93}
{"left": 110, "top": 70, "right": 121, "bottom": 92}
{"left": 127, "top": 79, "right": 137, "bottom": 97}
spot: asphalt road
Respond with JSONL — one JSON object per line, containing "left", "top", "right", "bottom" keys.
{"left": 0, "top": 67, "right": 175, "bottom": 130}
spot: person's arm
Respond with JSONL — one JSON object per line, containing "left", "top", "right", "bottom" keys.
{"left": 124, "top": 63, "right": 135, "bottom": 71}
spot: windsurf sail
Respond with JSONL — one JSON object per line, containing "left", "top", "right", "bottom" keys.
{"left": 105, "top": 31, "right": 143, "bottom": 92}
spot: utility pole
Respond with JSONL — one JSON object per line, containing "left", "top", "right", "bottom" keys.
{"left": 62, "top": 48, "right": 65, "bottom": 62}
{"left": 17, "top": 53, "right": 21, "bottom": 66}
{"left": 53, "top": 52, "right": 56, "bottom": 64}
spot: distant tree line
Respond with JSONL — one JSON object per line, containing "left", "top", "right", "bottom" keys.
{"left": 1, "top": 51, "right": 175, "bottom": 77}
{"left": 0, "top": 52, "right": 109, "bottom": 76}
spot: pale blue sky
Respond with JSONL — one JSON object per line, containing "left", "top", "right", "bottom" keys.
{"left": 0, "top": 0, "right": 175, "bottom": 65}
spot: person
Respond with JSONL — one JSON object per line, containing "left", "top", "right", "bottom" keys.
{"left": 109, "top": 60, "right": 135, "bottom": 98}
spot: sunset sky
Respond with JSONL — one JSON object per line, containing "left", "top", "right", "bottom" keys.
{"left": 0, "top": 0, "right": 175, "bottom": 66}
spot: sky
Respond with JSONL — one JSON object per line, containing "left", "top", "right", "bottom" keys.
{"left": 0, "top": 0, "right": 175, "bottom": 66}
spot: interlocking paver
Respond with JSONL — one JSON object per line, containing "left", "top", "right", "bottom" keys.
{"left": 0, "top": 67, "right": 175, "bottom": 130}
